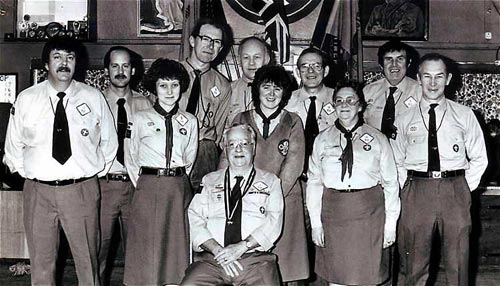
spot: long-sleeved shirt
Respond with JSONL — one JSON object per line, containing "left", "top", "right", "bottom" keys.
{"left": 306, "top": 123, "right": 400, "bottom": 235}
{"left": 188, "top": 167, "right": 284, "bottom": 252}
{"left": 363, "top": 77, "right": 421, "bottom": 130}
{"left": 125, "top": 107, "right": 198, "bottom": 186}
{"left": 391, "top": 98, "right": 488, "bottom": 190}
{"left": 104, "top": 88, "right": 152, "bottom": 174}
{"left": 4, "top": 80, "right": 117, "bottom": 180}
{"left": 180, "top": 60, "right": 231, "bottom": 144}
{"left": 227, "top": 77, "right": 254, "bottom": 126}
{"left": 286, "top": 85, "right": 337, "bottom": 132}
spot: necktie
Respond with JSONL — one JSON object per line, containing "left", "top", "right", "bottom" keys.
{"left": 186, "top": 69, "right": 201, "bottom": 115}
{"left": 153, "top": 102, "right": 178, "bottom": 169}
{"left": 304, "top": 96, "right": 320, "bottom": 172}
{"left": 116, "top": 98, "right": 127, "bottom": 165}
{"left": 381, "top": 86, "right": 398, "bottom": 139}
{"left": 254, "top": 106, "right": 281, "bottom": 139}
{"left": 427, "top": 104, "right": 440, "bottom": 172}
{"left": 224, "top": 176, "right": 244, "bottom": 246}
{"left": 335, "top": 119, "right": 364, "bottom": 181}
{"left": 52, "top": 92, "right": 72, "bottom": 164}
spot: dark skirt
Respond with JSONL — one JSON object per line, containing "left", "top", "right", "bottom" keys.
{"left": 123, "top": 173, "right": 192, "bottom": 285}
{"left": 315, "top": 185, "right": 388, "bottom": 285}
{"left": 273, "top": 181, "right": 310, "bottom": 282}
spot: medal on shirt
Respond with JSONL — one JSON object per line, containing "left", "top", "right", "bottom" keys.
{"left": 224, "top": 168, "right": 256, "bottom": 225}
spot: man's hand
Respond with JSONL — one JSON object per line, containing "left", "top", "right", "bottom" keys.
{"left": 213, "top": 242, "right": 248, "bottom": 277}
{"left": 383, "top": 228, "right": 396, "bottom": 249}
{"left": 311, "top": 226, "right": 325, "bottom": 247}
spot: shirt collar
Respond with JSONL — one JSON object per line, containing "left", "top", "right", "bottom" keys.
{"left": 419, "top": 96, "right": 447, "bottom": 112}
{"left": 105, "top": 87, "right": 132, "bottom": 103}
{"left": 384, "top": 76, "right": 410, "bottom": 91}
{"left": 47, "top": 80, "right": 75, "bottom": 100}
{"left": 185, "top": 58, "right": 210, "bottom": 75}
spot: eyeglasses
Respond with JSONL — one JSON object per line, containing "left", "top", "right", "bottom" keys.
{"left": 227, "top": 140, "right": 254, "bottom": 150}
{"left": 197, "top": 35, "right": 223, "bottom": 47}
{"left": 298, "top": 63, "right": 323, "bottom": 72}
{"left": 334, "top": 97, "right": 359, "bottom": 106}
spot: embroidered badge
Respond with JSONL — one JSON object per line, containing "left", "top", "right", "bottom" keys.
{"left": 253, "top": 181, "right": 268, "bottom": 191}
{"left": 81, "top": 128, "right": 89, "bottom": 136}
{"left": 278, "top": 139, "right": 289, "bottom": 156}
{"left": 175, "top": 114, "right": 188, "bottom": 126}
{"left": 260, "top": 206, "right": 266, "bottom": 214}
{"left": 360, "top": 133, "right": 374, "bottom": 145}
{"left": 323, "top": 103, "right": 334, "bottom": 115}
{"left": 453, "top": 144, "right": 459, "bottom": 152}
{"left": 404, "top": 96, "right": 418, "bottom": 108}
{"left": 10, "top": 106, "right": 15, "bottom": 115}
{"left": 363, "top": 144, "right": 372, "bottom": 151}
{"left": 147, "top": 121, "right": 154, "bottom": 126}
{"left": 179, "top": 128, "right": 187, "bottom": 135}
{"left": 409, "top": 125, "right": 418, "bottom": 132}
{"left": 210, "top": 86, "right": 221, "bottom": 97}
{"left": 76, "top": 103, "right": 91, "bottom": 116}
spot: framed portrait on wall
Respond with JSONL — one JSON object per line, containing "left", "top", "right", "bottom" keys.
{"left": 137, "top": 0, "right": 183, "bottom": 38}
{"left": 360, "top": 0, "right": 428, "bottom": 41}
{"left": 0, "top": 74, "right": 17, "bottom": 104}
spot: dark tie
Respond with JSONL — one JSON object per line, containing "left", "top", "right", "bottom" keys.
{"left": 224, "top": 176, "right": 244, "bottom": 246}
{"left": 381, "top": 87, "right": 397, "bottom": 139}
{"left": 52, "top": 92, "right": 72, "bottom": 164}
{"left": 254, "top": 106, "right": 281, "bottom": 139}
{"left": 153, "top": 102, "right": 178, "bottom": 168}
{"left": 335, "top": 119, "right": 364, "bottom": 181}
{"left": 427, "top": 104, "right": 440, "bottom": 172}
{"left": 186, "top": 69, "right": 201, "bottom": 115}
{"left": 116, "top": 98, "right": 127, "bottom": 165}
{"left": 304, "top": 96, "right": 320, "bottom": 172}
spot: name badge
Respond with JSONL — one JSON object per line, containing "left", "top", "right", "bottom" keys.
{"left": 211, "top": 86, "right": 221, "bottom": 97}
{"left": 76, "top": 103, "right": 91, "bottom": 116}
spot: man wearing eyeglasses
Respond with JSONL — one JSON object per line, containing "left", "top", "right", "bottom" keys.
{"left": 180, "top": 18, "right": 232, "bottom": 193}
{"left": 181, "top": 124, "right": 283, "bottom": 285}
{"left": 363, "top": 40, "right": 421, "bottom": 140}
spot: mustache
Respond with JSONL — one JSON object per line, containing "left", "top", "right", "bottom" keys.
{"left": 57, "top": 66, "right": 71, "bottom": 73}
{"left": 114, "top": 74, "right": 127, "bottom": 80}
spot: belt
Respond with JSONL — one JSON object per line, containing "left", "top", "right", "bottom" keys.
{"left": 100, "top": 173, "right": 130, "bottom": 182}
{"left": 33, "top": 176, "right": 93, "bottom": 187}
{"left": 407, "top": 169, "right": 465, "bottom": 179}
{"left": 330, "top": 188, "right": 365, "bottom": 193}
{"left": 139, "top": 167, "right": 186, "bottom": 177}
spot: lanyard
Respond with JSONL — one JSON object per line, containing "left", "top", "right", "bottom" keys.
{"left": 223, "top": 168, "right": 256, "bottom": 224}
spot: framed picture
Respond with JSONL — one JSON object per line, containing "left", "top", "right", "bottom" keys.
{"left": 137, "top": 0, "right": 183, "bottom": 38}
{"left": 360, "top": 0, "right": 428, "bottom": 41}
{"left": 0, "top": 74, "right": 17, "bottom": 104}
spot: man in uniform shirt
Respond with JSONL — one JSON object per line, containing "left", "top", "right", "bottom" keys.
{"left": 99, "top": 46, "right": 152, "bottom": 285}
{"left": 4, "top": 36, "right": 117, "bottom": 285}
{"left": 363, "top": 40, "right": 420, "bottom": 140}
{"left": 181, "top": 124, "right": 284, "bottom": 286}
{"left": 391, "top": 53, "right": 488, "bottom": 286}
{"left": 227, "top": 36, "right": 271, "bottom": 125}
{"left": 181, "top": 18, "right": 232, "bottom": 192}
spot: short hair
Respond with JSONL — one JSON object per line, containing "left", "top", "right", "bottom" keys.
{"left": 238, "top": 36, "right": 273, "bottom": 61}
{"left": 418, "top": 53, "right": 451, "bottom": 75}
{"left": 190, "top": 18, "right": 233, "bottom": 66}
{"left": 104, "top": 46, "right": 132, "bottom": 68}
{"left": 222, "top": 123, "right": 257, "bottom": 147}
{"left": 377, "top": 40, "right": 413, "bottom": 66}
{"left": 42, "top": 36, "right": 88, "bottom": 81}
{"left": 333, "top": 80, "right": 367, "bottom": 113}
{"left": 251, "top": 65, "right": 293, "bottom": 111}
{"left": 297, "top": 46, "right": 330, "bottom": 67}
{"left": 142, "top": 58, "right": 190, "bottom": 94}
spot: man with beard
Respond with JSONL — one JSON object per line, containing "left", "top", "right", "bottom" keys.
{"left": 99, "top": 46, "right": 152, "bottom": 285}
{"left": 4, "top": 36, "right": 117, "bottom": 285}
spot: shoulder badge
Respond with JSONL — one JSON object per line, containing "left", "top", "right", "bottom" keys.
{"left": 278, "top": 139, "right": 289, "bottom": 156}
{"left": 253, "top": 181, "right": 268, "bottom": 191}
{"left": 210, "top": 86, "right": 221, "bottom": 97}
{"left": 76, "top": 103, "right": 91, "bottom": 116}
{"left": 323, "top": 103, "right": 334, "bottom": 115}
{"left": 176, "top": 114, "right": 188, "bottom": 126}
{"left": 404, "top": 96, "right": 417, "bottom": 108}
{"left": 360, "top": 133, "right": 374, "bottom": 145}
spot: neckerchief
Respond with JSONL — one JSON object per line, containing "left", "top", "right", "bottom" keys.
{"left": 254, "top": 105, "right": 281, "bottom": 139}
{"left": 334, "top": 118, "right": 364, "bottom": 181}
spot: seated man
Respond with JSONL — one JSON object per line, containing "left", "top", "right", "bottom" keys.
{"left": 181, "top": 124, "right": 284, "bottom": 286}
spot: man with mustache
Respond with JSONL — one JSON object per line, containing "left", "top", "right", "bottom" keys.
{"left": 4, "top": 36, "right": 117, "bottom": 285}
{"left": 99, "top": 46, "right": 152, "bottom": 285}
{"left": 180, "top": 18, "right": 232, "bottom": 193}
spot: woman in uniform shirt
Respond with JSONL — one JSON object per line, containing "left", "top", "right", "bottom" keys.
{"left": 123, "top": 58, "right": 198, "bottom": 286}
{"left": 306, "top": 81, "right": 400, "bottom": 286}
{"left": 221, "top": 64, "right": 309, "bottom": 284}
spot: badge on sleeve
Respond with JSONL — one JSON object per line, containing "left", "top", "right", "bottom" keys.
{"left": 76, "top": 103, "right": 91, "bottom": 116}
{"left": 278, "top": 139, "right": 289, "bottom": 156}
{"left": 323, "top": 103, "right": 334, "bottom": 115}
{"left": 404, "top": 96, "right": 418, "bottom": 108}
{"left": 210, "top": 86, "right": 221, "bottom": 97}
{"left": 175, "top": 114, "right": 188, "bottom": 126}
{"left": 360, "top": 133, "right": 374, "bottom": 151}
{"left": 253, "top": 181, "right": 268, "bottom": 191}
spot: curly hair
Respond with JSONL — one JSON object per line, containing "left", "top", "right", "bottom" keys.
{"left": 251, "top": 65, "right": 293, "bottom": 111}
{"left": 142, "top": 58, "right": 190, "bottom": 95}
{"left": 333, "top": 80, "right": 367, "bottom": 113}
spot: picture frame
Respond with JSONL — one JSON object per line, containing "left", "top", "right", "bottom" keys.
{"left": 137, "top": 0, "right": 183, "bottom": 38}
{"left": 0, "top": 73, "right": 18, "bottom": 104}
{"left": 360, "top": 0, "right": 428, "bottom": 41}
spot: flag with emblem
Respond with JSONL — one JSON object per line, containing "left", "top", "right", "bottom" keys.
{"left": 253, "top": 0, "right": 290, "bottom": 64}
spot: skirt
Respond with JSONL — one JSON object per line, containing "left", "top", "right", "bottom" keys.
{"left": 315, "top": 185, "right": 389, "bottom": 285}
{"left": 123, "top": 173, "right": 193, "bottom": 285}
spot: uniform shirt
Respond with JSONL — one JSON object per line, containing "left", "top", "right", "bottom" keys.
{"left": 306, "top": 123, "right": 400, "bottom": 235}
{"left": 4, "top": 80, "right": 117, "bottom": 180}
{"left": 251, "top": 110, "right": 284, "bottom": 136}
{"left": 189, "top": 168, "right": 284, "bottom": 252}
{"left": 363, "top": 77, "right": 421, "bottom": 130}
{"left": 286, "top": 85, "right": 337, "bottom": 131}
{"left": 227, "top": 77, "right": 254, "bottom": 126}
{"left": 104, "top": 88, "right": 152, "bottom": 174}
{"left": 391, "top": 98, "right": 488, "bottom": 190}
{"left": 180, "top": 60, "right": 231, "bottom": 144}
{"left": 125, "top": 107, "right": 198, "bottom": 186}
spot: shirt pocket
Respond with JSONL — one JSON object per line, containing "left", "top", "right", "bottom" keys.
{"left": 406, "top": 134, "right": 427, "bottom": 163}
{"left": 245, "top": 192, "right": 269, "bottom": 218}
{"left": 208, "top": 189, "right": 225, "bottom": 218}
{"left": 72, "top": 114, "right": 100, "bottom": 145}
{"left": 445, "top": 133, "right": 466, "bottom": 159}
{"left": 320, "top": 145, "right": 343, "bottom": 169}
{"left": 23, "top": 117, "right": 51, "bottom": 146}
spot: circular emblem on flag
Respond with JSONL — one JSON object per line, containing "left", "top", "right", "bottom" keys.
{"left": 226, "top": 0, "right": 321, "bottom": 24}
{"left": 179, "top": 128, "right": 187, "bottom": 135}
{"left": 363, "top": 144, "right": 371, "bottom": 151}
{"left": 260, "top": 206, "right": 266, "bottom": 214}
{"left": 80, "top": 128, "right": 89, "bottom": 136}
{"left": 453, "top": 144, "right": 459, "bottom": 152}
{"left": 278, "top": 139, "right": 289, "bottom": 156}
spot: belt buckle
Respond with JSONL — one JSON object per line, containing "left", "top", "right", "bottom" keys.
{"left": 157, "top": 169, "right": 166, "bottom": 177}
{"left": 168, "top": 169, "right": 176, "bottom": 176}
{"left": 432, "top": 171, "right": 442, "bottom": 179}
